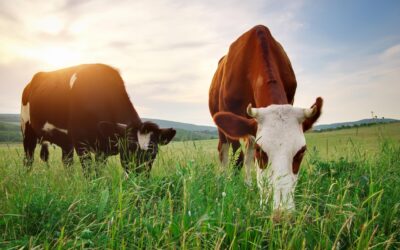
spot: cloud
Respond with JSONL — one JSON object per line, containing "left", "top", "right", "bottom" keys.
{"left": 381, "top": 44, "right": 400, "bottom": 60}
{"left": 294, "top": 42, "right": 400, "bottom": 124}
{"left": 3, "top": 0, "right": 398, "bottom": 126}
{"left": 0, "top": 60, "right": 40, "bottom": 113}
{"left": 13, "top": 0, "right": 397, "bottom": 126}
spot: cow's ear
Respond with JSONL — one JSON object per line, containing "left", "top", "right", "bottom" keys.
{"left": 97, "top": 122, "right": 127, "bottom": 138}
{"left": 302, "top": 97, "right": 323, "bottom": 131}
{"left": 158, "top": 128, "right": 176, "bottom": 145}
{"left": 213, "top": 112, "right": 257, "bottom": 139}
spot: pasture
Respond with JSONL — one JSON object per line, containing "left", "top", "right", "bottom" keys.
{"left": 1, "top": 123, "right": 400, "bottom": 249}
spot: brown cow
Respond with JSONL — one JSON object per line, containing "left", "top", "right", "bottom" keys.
{"left": 209, "top": 25, "right": 323, "bottom": 210}
{"left": 21, "top": 64, "right": 176, "bottom": 175}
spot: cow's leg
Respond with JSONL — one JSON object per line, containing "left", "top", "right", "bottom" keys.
{"left": 62, "top": 145, "right": 74, "bottom": 167}
{"left": 217, "top": 130, "right": 229, "bottom": 168}
{"left": 39, "top": 141, "right": 50, "bottom": 163}
{"left": 144, "top": 160, "right": 154, "bottom": 178}
{"left": 231, "top": 139, "right": 244, "bottom": 171}
{"left": 119, "top": 148, "right": 133, "bottom": 176}
{"left": 95, "top": 152, "right": 108, "bottom": 176}
{"left": 95, "top": 153, "right": 107, "bottom": 165}
{"left": 120, "top": 159, "right": 130, "bottom": 176}
{"left": 23, "top": 124, "right": 37, "bottom": 168}
{"left": 243, "top": 138, "right": 254, "bottom": 186}
{"left": 75, "top": 143, "right": 92, "bottom": 176}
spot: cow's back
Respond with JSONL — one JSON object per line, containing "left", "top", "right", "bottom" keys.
{"left": 209, "top": 25, "right": 297, "bottom": 117}
{"left": 68, "top": 64, "right": 139, "bottom": 143}
{"left": 22, "top": 65, "right": 81, "bottom": 138}
{"left": 21, "top": 64, "right": 140, "bottom": 147}
{"left": 209, "top": 56, "right": 226, "bottom": 116}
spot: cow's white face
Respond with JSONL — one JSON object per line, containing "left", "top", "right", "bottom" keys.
{"left": 98, "top": 121, "right": 176, "bottom": 173}
{"left": 251, "top": 105, "right": 308, "bottom": 210}
{"left": 213, "top": 98, "right": 322, "bottom": 211}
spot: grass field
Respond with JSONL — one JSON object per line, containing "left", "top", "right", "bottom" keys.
{"left": 0, "top": 123, "right": 399, "bottom": 249}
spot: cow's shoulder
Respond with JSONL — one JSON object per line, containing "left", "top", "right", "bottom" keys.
{"left": 218, "top": 56, "right": 226, "bottom": 65}
{"left": 74, "top": 64, "right": 122, "bottom": 83}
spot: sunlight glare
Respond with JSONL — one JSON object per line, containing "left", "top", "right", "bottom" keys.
{"left": 36, "top": 16, "right": 64, "bottom": 35}
{"left": 20, "top": 46, "right": 82, "bottom": 69}
{"left": 40, "top": 47, "right": 81, "bottom": 68}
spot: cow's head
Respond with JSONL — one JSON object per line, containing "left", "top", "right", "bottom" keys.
{"left": 213, "top": 97, "right": 323, "bottom": 210}
{"left": 98, "top": 121, "right": 176, "bottom": 174}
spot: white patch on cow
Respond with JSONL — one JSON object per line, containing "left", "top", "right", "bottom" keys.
{"left": 69, "top": 73, "right": 77, "bottom": 89}
{"left": 42, "top": 122, "right": 68, "bottom": 135}
{"left": 20, "top": 102, "right": 30, "bottom": 134}
{"left": 42, "top": 141, "right": 50, "bottom": 146}
{"left": 256, "top": 160, "right": 297, "bottom": 209}
{"left": 254, "top": 104, "right": 306, "bottom": 210}
{"left": 220, "top": 143, "right": 230, "bottom": 168}
{"left": 137, "top": 131, "right": 152, "bottom": 150}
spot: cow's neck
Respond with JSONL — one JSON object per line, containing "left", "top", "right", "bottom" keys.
{"left": 251, "top": 68, "right": 289, "bottom": 107}
{"left": 117, "top": 100, "right": 142, "bottom": 127}
{"left": 249, "top": 34, "right": 289, "bottom": 108}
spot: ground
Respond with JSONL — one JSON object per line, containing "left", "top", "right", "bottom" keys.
{"left": 0, "top": 123, "right": 399, "bottom": 249}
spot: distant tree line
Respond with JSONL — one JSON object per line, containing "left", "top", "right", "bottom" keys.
{"left": 0, "top": 122, "right": 218, "bottom": 143}
{"left": 0, "top": 123, "right": 22, "bottom": 142}
{"left": 312, "top": 121, "right": 397, "bottom": 133}
{"left": 0, "top": 131, "right": 22, "bottom": 142}
{"left": 173, "top": 129, "right": 218, "bottom": 141}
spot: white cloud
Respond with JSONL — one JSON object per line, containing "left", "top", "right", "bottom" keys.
{"left": 3, "top": 0, "right": 399, "bottom": 126}
{"left": 381, "top": 44, "right": 400, "bottom": 60}
{"left": 0, "top": 0, "right": 306, "bottom": 125}
{"left": 295, "top": 43, "right": 400, "bottom": 124}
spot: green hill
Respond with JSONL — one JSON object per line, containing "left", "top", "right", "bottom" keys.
{"left": 0, "top": 122, "right": 21, "bottom": 142}
{"left": 0, "top": 114, "right": 20, "bottom": 125}
{"left": 306, "top": 121, "right": 400, "bottom": 160}
{"left": 0, "top": 115, "right": 217, "bottom": 142}
{"left": 142, "top": 118, "right": 216, "bottom": 132}
{"left": 2, "top": 113, "right": 399, "bottom": 143}
{"left": 313, "top": 118, "right": 399, "bottom": 131}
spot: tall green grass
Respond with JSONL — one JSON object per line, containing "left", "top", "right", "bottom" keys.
{"left": 0, "top": 137, "right": 399, "bottom": 249}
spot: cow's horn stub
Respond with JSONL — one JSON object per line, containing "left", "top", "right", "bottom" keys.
{"left": 247, "top": 103, "right": 257, "bottom": 118}
{"left": 304, "top": 106, "right": 317, "bottom": 118}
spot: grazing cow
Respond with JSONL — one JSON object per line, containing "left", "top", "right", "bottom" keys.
{"left": 209, "top": 25, "right": 323, "bottom": 210}
{"left": 21, "top": 63, "right": 176, "bottom": 175}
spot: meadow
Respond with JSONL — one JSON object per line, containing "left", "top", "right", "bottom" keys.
{"left": 0, "top": 123, "right": 399, "bottom": 249}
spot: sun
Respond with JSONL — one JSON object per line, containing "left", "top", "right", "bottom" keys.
{"left": 36, "top": 16, "right": 64, "bottom": 35}
{"left": 19, "top": 45, "right": 82, "bottom": 69}
{"left": 30, "top": 17, "right": 82, "bottom": 68}
{"left": 39, "top": 46, "right": 81, "bottom": 69}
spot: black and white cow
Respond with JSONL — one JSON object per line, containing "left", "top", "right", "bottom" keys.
{"left": 21, "top": 63, "right": 176, "bottom": 174}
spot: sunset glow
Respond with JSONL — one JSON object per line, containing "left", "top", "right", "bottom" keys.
{"left": 36, "top": 16, "right": 64, "bottom": 35}
{"left": 0, "top": 0, "right": 399, "bottom": 125}
{"left": 38, "top": 47, "right": 81, "bottom": 69}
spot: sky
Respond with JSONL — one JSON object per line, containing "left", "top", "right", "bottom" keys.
{"left": 0, "top": 0, "right": 399, "bottom": 126}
